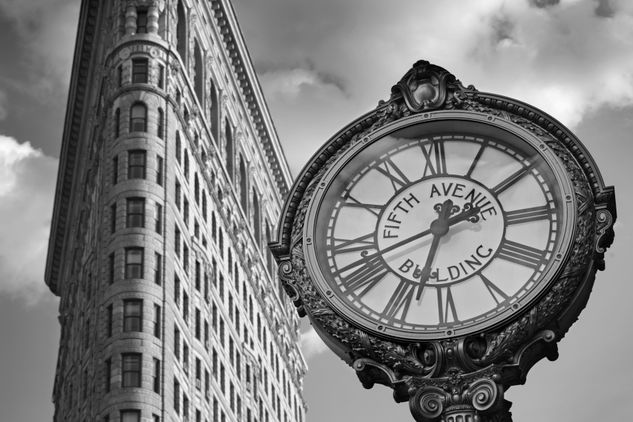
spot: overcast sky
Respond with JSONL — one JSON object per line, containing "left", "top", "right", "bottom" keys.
{"left": 0, "top": 0, "right": 631, "bottom": 421}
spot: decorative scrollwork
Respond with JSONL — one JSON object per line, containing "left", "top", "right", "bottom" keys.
{"left": 271, "top": 59, "right": 616, "bottom": 422}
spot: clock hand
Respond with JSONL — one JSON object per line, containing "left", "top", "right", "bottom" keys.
{"left": 334, "top": 202, "right": 481, "bottom": 275}
{"left": 415, "top": 199, "right": 453, "bottom": 299}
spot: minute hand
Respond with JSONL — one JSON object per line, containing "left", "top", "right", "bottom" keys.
{"left": 379, "top": 204, "right": 481, "bottom": 256}
{"left": 335, "top": 204, "right": 481, "bottom": 276}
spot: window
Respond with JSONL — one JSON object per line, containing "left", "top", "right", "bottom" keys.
{"left": 154, "top": 202, "right": 163, "bottom": 234}
{"left": 117, "top": 65, "right": 123, "bottom": 87}
{"left": 175, "top": 181, "right": 181, "bottom": 210}
{"left": 183, "top": 292, "right": 189, "bottom": 321}
{"left": 176, "top": 0, "right": 187, "bottom": 62}
{"left": 174, "top": 378, "right": 181, "bottom": 414}
{"left": 194, "top": 40, "right": 203, "bottom": 102}
{"left": 108, "top": 253, "right": 115, "bottom": 284}
{"left": 195, "top": 261, "right": 201, "bottom": 291}
{"left": 125, "top": 247, "right": 144, "bottom": 279}
{"left": 131, "top": 58, "right": 148, "bottom": 83}
{"left": 195, "top": 308, "right": 201, "bottom": 339}
{"left": 128, "top": 150, "right": 146, "bottom": 179}
{"left": 123, "top": 299, "right": 143, "bottom": 332}
{"left": 107, "top": 304, "right": 113, "bottom": 337}
{"left": 184, "top": 149, "right": 189, "bottom": 179}
{"left": 153, "top": 358, "right": 161, "bottom": 393}
{"left": 105, "top": 358, "right": 112, "bottom": 392}
{"left": 136, "top": 9, "right": 148, "bottom": 34}
{"left": 154, "top": 252, "right": 162, "bottom": 285}
{"left": 176, "top": 132, "right": 182, "bottom": 163}
{"left": 114, "top": 108, "right": 121, "bottom": 138}
{"left": 183, "top": 198, "right": 189, "bottom": 226}
{"left": 129, "top": 102, "right": 147, "bottom": 132}
{"left": 157, "top": 108, "right": 164, "bottom": 139}
{"left": 174, "top": 325, "right": 181, "bottom": 359}
{"left": 121, "top": 353, "right": 142, "bottom": 387}
{"left": 153, "top": 415, "right": 160, "bottom": 422}
{"left": 154, "top": 304, "right": 161, "bottom": 338}
{"left": 158, "top": 64, "right": 165, "bottom": 89}
{"left": 110, "top": 202, "right": 117, "bottom": 233}
{"left": 183, "top": 243, "right": 189, "bottom": 273}
{"left": 126, "top": 197, "right": 145, "bottom": 228}
{"left": 112, "top": 155, "right": 119, "bottom": 184}
{"left": 120, "top": 410, "right": 140, "bottom": 422}
{"left": 175, "top": 226, "right": 181, "bottom": 257}
{"left": 156, "top": 155, "right": 164, "bottom": 185}
{"left": 239, "top": 157, "right": 247, "bottom": 212}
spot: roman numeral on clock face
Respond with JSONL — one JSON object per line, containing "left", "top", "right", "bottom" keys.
{"left": 331, "top": 233, "right": 375, "bottom": 255}
{"left": 497, "top": 238, "right": 545, "bottom": 268}
{"left": 505, "top": 205, "right": 553, "bottom": 225}
{"left": 491, "top": 161, "right": 536, "bottom": 195}
{"left": 340, "top": 255, "right": 389, "bottom": 297}
{"left": 480, "top": 273, "right": 509, "bottom": 305}
{"left": 375, "top": 157, "right": 410, "bottom": 191}
{"left": 437, "top": 287, "right": 459, "bottom": 324}
{"left": 421, "top": 139, "right": 447, "bottom": 177}
{"left": 382, "top": 278, "right": 416, "bottom": 321}
{"left": 343, "top": 195, "right": 382, "bottom": 217}
{"left": 465, "top": 141, "right": 488, "bottom": 178}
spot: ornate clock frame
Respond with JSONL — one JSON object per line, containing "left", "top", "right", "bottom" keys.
{"left": 269, "top": 61, "right": 616, "bottom": 421}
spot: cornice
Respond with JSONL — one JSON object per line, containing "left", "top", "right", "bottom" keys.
{"left": 45, "top": 0, "right": 101, "bottom": 295}
{"left": 211, "top": 0, "right": 292, "bottom": 198}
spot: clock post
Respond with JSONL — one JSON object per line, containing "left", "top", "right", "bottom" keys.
{"left": 270, "top": 60, "right": 616, "bottom": 422}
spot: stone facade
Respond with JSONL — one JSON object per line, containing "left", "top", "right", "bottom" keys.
{"left": 44, "top": 1, "right": 306, "bottom": 421}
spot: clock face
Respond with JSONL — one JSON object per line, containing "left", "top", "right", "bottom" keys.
{"left": 304, "top": 114, "right": 575, "bottom": 340}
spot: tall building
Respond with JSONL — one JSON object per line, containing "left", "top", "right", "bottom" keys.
{"left": 44, "top": 1, "right": 307, "bottom": 421}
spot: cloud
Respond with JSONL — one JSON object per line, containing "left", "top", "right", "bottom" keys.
{"left": 0, "top": 0, "right": 79, "bottom": 100}
{"left": 0, "top": 134, "right": 57, "bottom": 305}
{"left": 235, "top": 0, "right": 633, "bottom": 170}
{"left": 300, "top": 325, "right": 329, "bottom": 360}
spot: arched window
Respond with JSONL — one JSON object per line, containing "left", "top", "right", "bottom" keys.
{"left": 176, "top": 1, "right": 187, "bottom": 63}
{"left": 175, "top": 132, "right": 181, "bottom": 163}
{"left": 194, "top": 39, "right": 203, "bottom": 104}
{"left": 157, "top": 108, "right": 164, "bottom": 139}
{"left": 252, "top": 190, "right": 261, "bottom": 244}
{"left": 239, "top": 156, "right": 247, "bottom": 212}
{"left": 225, "top": 119, "right": 234, "bottom": 178}
{"left": 209, "top": 79, "right": 219, "bottom": 141}
{"left": 129, "top": 102, "right": 147, "bottom": 132}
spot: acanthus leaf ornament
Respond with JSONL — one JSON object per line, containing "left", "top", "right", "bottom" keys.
{"left": 270, "top": 60, "right": 616, "bottom": 422}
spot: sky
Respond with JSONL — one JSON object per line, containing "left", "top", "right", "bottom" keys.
{"left": 0, "top": 0, "right": 631, "bottom": 421}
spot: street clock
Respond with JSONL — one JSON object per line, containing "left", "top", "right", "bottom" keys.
{"left": 270, "top": 61, "right": 615, "bottom": 422}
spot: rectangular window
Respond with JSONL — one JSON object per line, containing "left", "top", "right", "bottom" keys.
{"left": 108, "top": 253, "right": 115, "bottom": 284}
{"left": 195, "top": 308, "right": 201, "bottom": 339}
{"left": 183, "top": 342, "right": 189, "bottom": 374}
{"left": 113, "top": 156, "right": 119, "bottom": 184}
{"left": 195, "top": 357, "right": 201, "bottom": 384}
{"left": 154, "top": 252, "right": 162, "bottom": 285}
{"left": 195, "top": 261, "right": 201, "bottom": 291}
{"left": 174, "top": 325, "right": 181, "bottom": 360}
{"left": 117, "top": 65, "right": 123, "bottom": 87}
{"left": 158, "top": 64, "right": 165, "bottom": 89}
{"left": 136, "top": 9, "right": 148, "bottom": 33}
{"left": 153, "top": 358, "right": 161, "bottom": 393}
{"left": 105, "top": 358, "right": 112, "bottom": 392}
{"left": 121, "top": 353, "right": 142, "bottom": 387}
{"left": 183, "top": 394, "right": 190, "bottom": 419}
{"left": 174, "top": 378, "right": 180, "bottom": 414}
{"left": 154, "top": 303, "right": 161, "bottom": 338}
{"left": 110, "top": 203, "right": 117, "bottom": 233}
{"left": 156, "top": 155, "right": 164, "bottom": 185}
{"left": 183, "top": 198, "right": 189, "bottom": 226}
{"left": 125, "top": 247, "right": 144, "bottom": 279}
{"left": 123, "top": 299, "right": 143, "bottom": 332}
{"left": 175, "top": 226, "right": 181, "bottom": 257}
{"left": 120, "top": 410, "right": 140, "bottom": 422}
{"left": 183, "top": 292, "right": 189, "bottom": 321}
{"left": 174, "top": 274, "right": 180, "bottom": 305}
{"left": 204, "top": 320, "right": 209, "bottom": 348}
{"left": 131, "top": 58, "right": 148, "bottom": 83}
{"left": 107, "top": 304, "right": 113, "bottom": 337}
{"left": 128, "top": 150, "right": 146, "bottom": 179}
{"left": 126, "top": 197, "right": 145, "bottom": 228}
{"left": 183, "top": 243, "right": 189, "bottom": 273}
{"left": 114, "top": 108, "right": 121, "bottom": 138}
{"left": 175, "top": 181, "right": 181, "bottom": 210}
{"left": 153, "top": 415, "right": 160, "bottom": 422}
{"left": 158, "top": 108, "right": 164, "bottom": 139}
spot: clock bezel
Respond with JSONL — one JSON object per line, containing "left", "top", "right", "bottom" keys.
{"left": 302, "top": 110, "right": 577, "bottom": 341}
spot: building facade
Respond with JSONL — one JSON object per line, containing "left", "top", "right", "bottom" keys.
{"left": 44, "top": 1, "right": 307, "bottom": 421}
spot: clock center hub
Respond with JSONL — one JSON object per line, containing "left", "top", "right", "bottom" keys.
{"left": 376, "top": 177, "right": 505, "bottom": 285}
